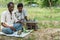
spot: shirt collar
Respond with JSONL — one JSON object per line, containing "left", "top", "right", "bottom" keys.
{"left": 7, "top": 10, "right": 14, "bottom": 14}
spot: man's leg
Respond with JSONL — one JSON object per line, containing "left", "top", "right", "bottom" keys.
{"left": 2, "top": 28, "right": 14, "bottom": 34}
{"left": 13, "top": 23, "right": 23, "bottom": 31}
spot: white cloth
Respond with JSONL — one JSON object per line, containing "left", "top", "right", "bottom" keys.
{"left": 1, "top": 10, "right": 18, "bottom": 29}
{"left": 14, "top": 8, "right": 27, "bottom": 20}
{"left": 0, "top": 30, "right": 33, "bottom": 37}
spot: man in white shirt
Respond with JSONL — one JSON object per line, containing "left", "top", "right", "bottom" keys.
{"left": 14, "top": 3, "right": 28, "bottom": 31}
{"left": 1, "top": 2, "right": 23, "bottom": 34}
{"left": 14, "top": 3, "right": 28, "bottom": 21}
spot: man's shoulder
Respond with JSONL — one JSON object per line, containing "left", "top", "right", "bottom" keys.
{"left": 3, "top": 11, "right": 7, "bottom": 13}
{"left": 2, "top": 10, "right": 8, "bottom": 15}
{"left": 22, "top": 8, "right": 26, "bottom": 11}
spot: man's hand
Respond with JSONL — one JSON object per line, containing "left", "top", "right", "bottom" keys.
{"left": 16, "top": 19, "right": 24, "bottom": 24}
{"left": 1, "top": 23, "right": 10, "bottom": 27}
{"left": 24, "top": 16, "right": 28, "bottom": 21}
{"left": 9, "top": 26, "right": 16, "bottom": 31}
{"left": 1, "top": 22, "right": 16, "bottom": 31}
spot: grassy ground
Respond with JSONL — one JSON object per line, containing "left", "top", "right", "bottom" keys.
{"left": 0, "top": 7, "right": 60, "bottom": 40}
{"left": 0, "top": 7, "right": 60, "bottom": 21}
{"left": 0, "top": 7, "right": 60, "bottom": 28}
{"left": 26, "top": 7, "right": 60, "bottom": 21}
{"left": 0, "top": 28, "right": 60, "bottom": 40}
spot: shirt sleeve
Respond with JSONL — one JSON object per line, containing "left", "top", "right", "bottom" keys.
{"left": 1, "top": 11, "right": 11, "bottom": 26}
{"left": 23, "top": 9, "right": 27, "bottom": 16}
{"left": 1, "top": 12, "right": 6, "bottom": 23}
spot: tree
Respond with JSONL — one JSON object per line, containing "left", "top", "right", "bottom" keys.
{"left": 42, "top": 0, "right": 58, "bottom": 7}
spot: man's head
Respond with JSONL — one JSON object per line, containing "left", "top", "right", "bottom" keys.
{"left": 7, "top": 2, "right": 14, "bottom": 12}
{"left": 17, "top": 3, "right": 23, "bottom": 12}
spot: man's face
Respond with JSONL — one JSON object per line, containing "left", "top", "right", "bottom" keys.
{"left": 8, "top": 4, "right": 14, "bottom": 12}
{"left": 17, "top": 7, "right": 23, "bottom": 12}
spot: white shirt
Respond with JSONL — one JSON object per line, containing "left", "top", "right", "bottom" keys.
{"left": 14, "top": 8, "right": 27, "bottom": 20}
{"left": 1, "top": 10, "right": 18, "bottom": 29}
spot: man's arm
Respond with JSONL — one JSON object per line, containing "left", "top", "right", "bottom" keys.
{"left": 1, "top": 22, "right": 9, "bottom": 27}
{"left": 1, "top": 12, "right": 16, "bottom": 31}
{"left": 24, "top": 16, "right": 28, "bottom": 21}
{"left": 1, "top": 12, "right": 9, "bottom": 27}
{"left": 24, "top": 9, "right": 28, "bottom": 21}
{"left": 1, "top": 22, "right": 16, "bottom": 31}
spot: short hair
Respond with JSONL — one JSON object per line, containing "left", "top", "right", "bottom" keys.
{"left": 17, "top": 3, "right": 23, "bottom": 8}
{"left": 7, "top": 2, "right": 14, "bottom": 8}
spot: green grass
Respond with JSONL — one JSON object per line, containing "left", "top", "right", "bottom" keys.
{"left": 0, "top": 7, "right": 60, "bottom": 40}
{"left": 26, "top": 7, "right": 60, "bottom": 21}
{"left": 0, "top": 7, "right": 60, "bottom": 21}
{"left": 0, "top": 8, "right": 6, "bottom": 13}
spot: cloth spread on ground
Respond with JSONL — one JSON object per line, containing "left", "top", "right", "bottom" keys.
{"left": 0, "top": 30, "right": 33, "bottom": 38}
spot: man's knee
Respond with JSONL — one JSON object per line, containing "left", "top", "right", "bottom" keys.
{"left": 13, "top": 23, "right": 23, "bottom": 31}
{"left": 2, "top": 28, "right": 13, "bottom": 34}
{"left": 2, "top": 28, "right": 7, "bottom": 32}
{"left": 14, "top": 23, "right": 22, "bottom": 27}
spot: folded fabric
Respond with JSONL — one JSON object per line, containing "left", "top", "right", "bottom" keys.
{"left": 0, "top": 30, "right": 33, "bottom": 37}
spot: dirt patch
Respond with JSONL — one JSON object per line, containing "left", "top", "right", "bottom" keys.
{"left": 28, "top": 28, "right": 60, "bottom": 40}
{"left": 0, "top": 28, "right": 60, "bottom": 40}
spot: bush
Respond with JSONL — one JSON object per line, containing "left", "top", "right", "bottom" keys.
{"left": 41, "top": 0, "right": 58, "bottom": 7}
